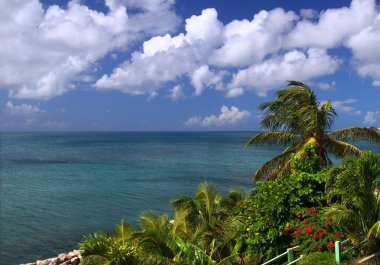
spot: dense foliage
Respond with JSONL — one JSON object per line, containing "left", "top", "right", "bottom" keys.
{"left": 80, "top": 183, "right": 250, "bottom": 265}
{"left": 325, "top": 151, "right": 380, "bottom": 254}
{"left": 237, "top": 170, "right": 328, "bottom": 261}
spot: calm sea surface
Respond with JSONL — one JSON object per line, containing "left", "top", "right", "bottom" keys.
{"left": 1, "top": 132, "right": 379, "bottom": 264}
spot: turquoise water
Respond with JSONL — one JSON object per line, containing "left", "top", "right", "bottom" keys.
{"left": 0, "top": 132, "right": 379, "bottom": 264}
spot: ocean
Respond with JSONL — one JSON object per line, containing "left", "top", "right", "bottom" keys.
{"left": 0, "top": 132, "right": 379, "bottom": 264}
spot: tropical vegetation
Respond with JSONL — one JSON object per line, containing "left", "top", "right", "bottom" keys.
{"left": 79, "top": 82, "right": 380, "bottom": 264}
{"left": 245, "top": 81, "right": 380, "bottom": 180}
{"left": 325, "top": 151, "right": 380, "bottom": 254}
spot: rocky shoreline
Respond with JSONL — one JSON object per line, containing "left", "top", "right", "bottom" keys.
{"left": 21, "top": 250, "right": 82, "bottom": 265}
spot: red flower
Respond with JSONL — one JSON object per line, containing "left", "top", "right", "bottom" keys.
{"left": 295, "top": 230, "right": 299, "bottom": 237}
{"left": 303, "top": 219, "right": 308, "bottom": 224}
{"left": 325, "top": 221, "right": 331, "bottom": 226}
{"left": 328, "top": 242, "right": 335, "bottom": 248}
{"left": 312, "top": 234, "right": 318, "bottom": 239}
{"left": 297, "top": 214, "right": 303, "bottom": 219}
{"left": 318, "top": 227, "right": 324, "bottom": 232}
{"left": 305, "top": 226, "right": 313, "bottom": 233}
{"left": 316, "top": 245, "right": 322, "bottom": 250}
{"left": 307, "top": 207, "right": 316, "bottom": 215}
{"left": 334, "top": 232, "right": 343, "bottom": 238}
{"left": 318, "top": 232, "right": 325, "bottom": 237}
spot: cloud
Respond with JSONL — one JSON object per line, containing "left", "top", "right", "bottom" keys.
{"left": 185, "top": 105, "right": 250, "bottom": 127}
{"left": 226, "top": 87, "right": 244, "bottom": 98}
{"left": 95, "top": 8, "right": 222, "bottom": 96}
{"left": 346, "top": 13, "right": 380, "bottom": 86}
{"left": 3, "top": 0, "right": 380, "bottom": 101}
{"left": 330, "top": 99, "right": 362, "bottom": 115}
{"left": 209, "top": 8, "right": 297, "bottom": 67}
{"left": 364, "top": 111, "right": 379, "bottom": 125}
{"left": 167, "top": 85, "right": 185, "bottom": 101}
{"left": 0, "top": 0, "right": 179, "bottom": 100}
{"left": 96, "top": 7, "right": 343, "bottom": 98}
{"left": 228, "top": 49, "right": 340, "bottom": 97}
{"left": 299, "top": 9, "right": 318, "bottom": 20}
{"left": 5, "top": 101, "right": 41, "bottom": 115}
{"left": 42, "top": 121, "right": 69, "bottom": 129}
{"left": 285, "top": 0, "right": 376, "bottom": 49}
{"left": 315, "top": 81, "right": 336, "bottom": 90}
{"left": 190, "top": 65, "right": 225, "bottom": 95}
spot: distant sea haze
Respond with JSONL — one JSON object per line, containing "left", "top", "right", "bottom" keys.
{"left": 1, "top": 132, "right": 379, "bottom": 265}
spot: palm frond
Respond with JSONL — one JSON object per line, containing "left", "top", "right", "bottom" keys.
{"left": 318, "top": 100, "right": 337, "bottom": 132}
{"left": 368, "top": 221, "right": 380, "bottom": 239}
{"left": 175, "top": 236, "right": 215, "bottom": 265}
{"left": 245, "top": 132, "right": 300, "bottom": 147}
{"left": 324, "top": 204, "right": 362, "bottom": 241}
{"left": 295, "top": 105, "right": 319, "bottom": 133}
{"left": 195, "top": 183, "right": 226, "bottom": 229}
{"left": 80, "top": 232, "right": 113, "bottom": 258}
{"left": 330, "top": 127, "right": 380, "bottom": 142}
{"left": 324, "top": 139, "right": 363, "bottom": 157}
{"left": 254, "top": 147, "right": 295, "bottom": 181}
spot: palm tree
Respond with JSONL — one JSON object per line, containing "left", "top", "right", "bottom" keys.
{"left": 79, "top": 220, "right": 143, "bottom": 265}
{"left": 325, "top": 152, "right": 380, "bottom": 254}
{"left": 171, "top": 183, "right": 245, "bottom": 261}
{"left": 246, "top": 81, "right": 380, "bottom": 180}
{"left": 132, "top": 212, "right": 177, "bottom": 263}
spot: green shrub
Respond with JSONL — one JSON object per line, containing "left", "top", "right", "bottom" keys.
{"left": 298, "top": 252, "right": 336, "bottom": 265}
{"left": 237, "top": 170, "right": 328, "bottom": 261}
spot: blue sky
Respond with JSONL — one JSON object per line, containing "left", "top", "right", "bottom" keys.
{"left": 0, "top": 0, "right": 379, "bottom": 131}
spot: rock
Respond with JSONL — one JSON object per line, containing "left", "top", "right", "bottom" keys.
{"left": 71, "top": 257, "right": 80, "bottom": 265}
{"left": 67, "top": 250, "right": 80, "bottom": 259}
{"left": 36, "top": 260, "right": 50, "bottom": 265}
{"left": 49, "top": 257, "right": 59, "bottom": 265}
{"left": 23, "top": 250, "right": 82, "bottom": 265}
{"left": 58, "top": 254, "right": 69, "bottom": 263}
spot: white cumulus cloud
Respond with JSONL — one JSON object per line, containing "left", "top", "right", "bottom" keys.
{"left": 0, "top": 0, "right": 179, "bottom": 100}
{"left": 209, "top": 8, "right": 297, "bottom": 67}
{"left": 185, "top": 105, "right": 250, "bottom": 127}
{"left": 167, "top": 85, "right": 185, "bottom": 101}
{"left": 364, "top": 111, "right": 379, "bottom": 125}
{"left": 228, "top": 49, "right": 340, "bottom": 97}
{"left": 285, "top": 0, "right": 376, "bottom": 49}
{"left": 95, "top": 8, "right": 222, "bottom": 96}
{"left": 347, "top": 13, "right": 380, "bottom": 86}
{"left": 3, "top": 0, "right": 380, "bottom": 101}
{"left": 6, "top": 101, "right": 41, "bottom": 115}
{"left": 190, "top": 65, "right": 226, "bottom": 96}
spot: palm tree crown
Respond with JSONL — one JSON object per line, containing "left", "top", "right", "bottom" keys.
{"left": 246, "top": 81, "right": 380, "bottom": 181}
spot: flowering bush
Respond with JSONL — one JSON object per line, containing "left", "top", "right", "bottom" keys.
{"left": 284, "top": 207, "right": 346, "bottom": 254}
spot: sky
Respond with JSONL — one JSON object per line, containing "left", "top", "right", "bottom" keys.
{"left": 0, "top": 0, "right": 379, "bottom": 131}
